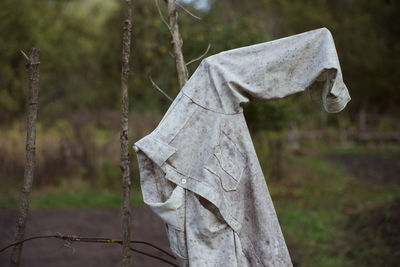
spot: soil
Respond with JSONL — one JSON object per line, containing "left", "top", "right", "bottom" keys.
{"left": 0, "top": 208, "right": 175, "bottom": 267}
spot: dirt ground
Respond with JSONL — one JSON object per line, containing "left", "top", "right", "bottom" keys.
{"left": 0, "top": 208, "right": 175, "bottom": 267}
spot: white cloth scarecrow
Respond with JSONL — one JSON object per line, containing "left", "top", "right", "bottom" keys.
{"left": 134, "top": 28, "right": 351, "bottom": 266}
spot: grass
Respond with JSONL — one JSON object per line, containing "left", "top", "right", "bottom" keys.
{"left": 0, "top": 184, "right": 145, "bottom": 209}
{"left": 268, "top": 145, "right": 400, "bottom": 267}
{"left": 1, "top": 143, "right": 399, "bottom": 266}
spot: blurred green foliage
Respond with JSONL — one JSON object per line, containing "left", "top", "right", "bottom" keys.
{"left": 1, "top": 0, "right": 399, "bottom": 128}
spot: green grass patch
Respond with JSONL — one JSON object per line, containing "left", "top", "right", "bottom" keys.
{"left": 268, "top": 147, "right": 400, "bottom": 267}
{"left": 0, "top": 187, "right": 145, "bottom": 209}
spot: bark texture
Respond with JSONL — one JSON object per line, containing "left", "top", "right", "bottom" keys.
{"left": 120, "top": 0, "right": 132, "bottom": 266}
{"left": 166, "top": 0, "right": 188, "bottom": 89}
{"left": 10, "top": 48, "right": 40, "bottom": 267}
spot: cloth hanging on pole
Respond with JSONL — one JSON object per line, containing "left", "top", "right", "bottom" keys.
{"left": 134, "top": 28, "right": 351, "bottom": 266}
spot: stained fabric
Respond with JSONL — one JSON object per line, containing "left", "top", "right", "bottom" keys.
{"left": 134, "top": 28, "right": 351, "bottom": 266}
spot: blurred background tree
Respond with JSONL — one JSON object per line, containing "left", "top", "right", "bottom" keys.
{"left": 1, "top": 0, "right": 398, "bottom": 131}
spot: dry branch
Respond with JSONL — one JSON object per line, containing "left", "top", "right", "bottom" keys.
{"left": 175, "top": 1, "right": 202, "bottom": 20}
{"left": 166, "top": 0, "right": 188, "bottom": 88}
{"left": 155, "top": 0, "right": 170, "bottom": 30}
{"left": 186, "top": 43, "right": 211, "bottom": 66}
{"left": 149, "top": 76, "right": 173, "bottom": 102}
{"left": 120, "top": 0, "right": 132, "bottom": 266}
{"left": 10, "top": 48, "right": 40, "bottom": 267}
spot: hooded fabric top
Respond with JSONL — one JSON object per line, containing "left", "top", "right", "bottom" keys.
{"left": 134, "top": 28, "right": 350, "bottom": 266}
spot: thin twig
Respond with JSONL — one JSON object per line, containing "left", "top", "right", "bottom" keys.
{"left": 175, "top": 1, "right": 202, "bottom": 20}
{"left": 20, "top": 50, "right": 29, "bottom": 61}
{"left": 149, "top": 76, "right": 173, "bottom": 102}
{"left": 130, "top": 247, "right": 178, "bottom": 266}
{"left": 63, "top": 240, "right": 76, "bottom": 254}
{"left": 1, "top": 234, "right": 178, "bottom": 266}
{"left": 131, "top": 240, "right": 175, "bottom": 258}
{"left": 186, "top": 43, "right": 211, "bottom": 66}
{"left": 155, "top": 0, "right": 171, "bottom": 30}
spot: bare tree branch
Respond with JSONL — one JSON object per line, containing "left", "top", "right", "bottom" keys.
{"left": 149, "top": 76, "right": 173, "bottom": 102}
{"left": 166, "top": 0, "right": 188, "bottom": 89}
{"left": 10, "top": 48, "right": 40, "bottom": 267}
{"left": 120, "top": 0, "right": 132, "bottom": 266}
{"left": 155, "top": 0, "right": 171, "bottom": 30}
{"left": 20, "top": 50, "right": 29, "bottom": 61}
{"left": 186, "top": 43, "right": 211, "bottom": 66}
{"left": 175, "top": 1, "right": 202, "bottom": 20}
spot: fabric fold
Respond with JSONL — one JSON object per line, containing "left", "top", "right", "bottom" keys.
{"left": 134, "top": 135, "right": 177, "bottom": 168}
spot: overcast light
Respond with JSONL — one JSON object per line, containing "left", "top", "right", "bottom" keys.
{"left": 177, "top": 0, "right": 211, "bottom": 11}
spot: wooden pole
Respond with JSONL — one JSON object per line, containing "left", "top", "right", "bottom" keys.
{"left": 120, "top": 0, "right": 132, "bottom": 266}
{"left": 166, "top": 0, "right": 188, "bottom": 89}
{"left": 10, "top": 48, "right": 40, "bottom": 267}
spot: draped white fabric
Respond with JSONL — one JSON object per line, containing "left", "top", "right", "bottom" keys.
{"left": 134, "top": 28, "right": 350, "bottom": 266}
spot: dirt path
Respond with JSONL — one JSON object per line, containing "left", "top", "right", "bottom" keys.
{"left": 0, "top": 208, "right": 175, "bottom": 267}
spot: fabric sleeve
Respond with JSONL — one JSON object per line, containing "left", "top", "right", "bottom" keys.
{"left": 182, "top": 27, "right": 351, "bottom": 114}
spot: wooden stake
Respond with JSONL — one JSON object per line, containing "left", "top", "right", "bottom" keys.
{"left": 120, "top": 0, "right": 132, "bottom": 266}
{"left": 166, "top": 0, "right": 188, "bottom": 89}
{"left": 10, "top": 48, "right": 40, "bottom": 267}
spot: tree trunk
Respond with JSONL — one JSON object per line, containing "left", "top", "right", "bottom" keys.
{"left": 10, "top": 48, "right": 40, "bottom": 267}
{"left": 120, "top": 0, "right": 132, "bottom": 266}
{"left": 166, "top": 0, "right": 188, "bottom": 89}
